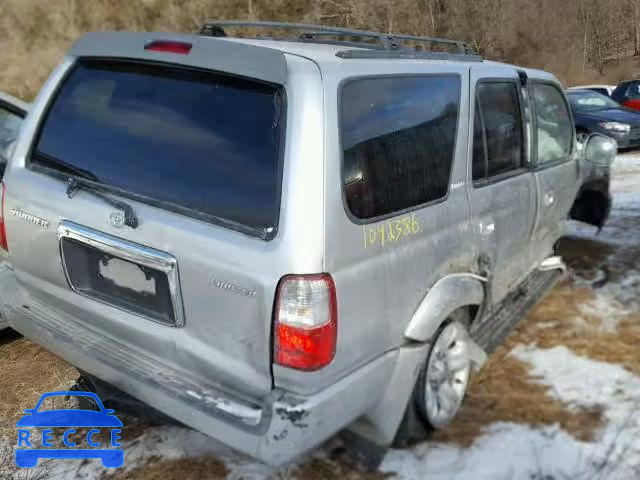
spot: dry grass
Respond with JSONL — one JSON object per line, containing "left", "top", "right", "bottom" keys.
{"left": 0, "top": 332, "right": 77, "bottom": 436}
{"left": 108, "top": 456, "right": 229, "bottom": 480}
{"left": 289, "top": 457, "right": 393, "bottom": 480}
{"left": 0, "top": 0, "right": 637, "bottom": 100}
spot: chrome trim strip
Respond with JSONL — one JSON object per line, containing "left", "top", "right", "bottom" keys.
{"left": 57, "top": 220, "right": 185, "bottom": 327}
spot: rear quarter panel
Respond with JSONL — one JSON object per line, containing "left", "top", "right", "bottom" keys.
{"left": 275, "top": 61, "right": 475, "bottom": 394}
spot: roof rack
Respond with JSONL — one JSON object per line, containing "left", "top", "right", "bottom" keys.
{"left": 199, "top": 20, "right": 480, "bottom": 59}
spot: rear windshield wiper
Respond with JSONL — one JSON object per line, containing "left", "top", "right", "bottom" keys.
{"left": 33, "top": 151, "right": 139, "bottom": 229}
{"left": 66, "top": 176, "right": 139, "bottom": 229}
{"left": 34, "top": 151, "right": 99, "bottom": 182}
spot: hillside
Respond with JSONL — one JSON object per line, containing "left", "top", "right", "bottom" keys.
{"left": 1, "top": 0, "right": 639, "bottom": 100}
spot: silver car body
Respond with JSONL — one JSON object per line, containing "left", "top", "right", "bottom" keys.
{"left": 0, "top": 31, "right": 578, "bottom": 464}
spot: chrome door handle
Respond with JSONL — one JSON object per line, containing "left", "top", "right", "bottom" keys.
{"left": 544, "top": 191, "right": 555, "bottom": 206}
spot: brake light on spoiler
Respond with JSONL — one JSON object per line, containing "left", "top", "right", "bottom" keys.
{"left": 144, "top": 40, "right": 192, "bottom": 55}
{"left": 274, "top": 274, "right": 337, "bottom": 371}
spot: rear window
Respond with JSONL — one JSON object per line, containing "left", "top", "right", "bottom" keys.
{"left": 341, "top": 75, "right": 460, "bottom": 220}
{"left": 31, "top": 60, "right": 285, "bottom": 238}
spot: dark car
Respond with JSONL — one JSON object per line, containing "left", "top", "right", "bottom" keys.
{"left": 566, "top": 89, "right": 640, "bottom": 149}
{"left": 611, "top": 80, "right": 640, "bottom": 111}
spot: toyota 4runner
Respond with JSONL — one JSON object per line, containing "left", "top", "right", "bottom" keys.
{"left": 0, "top": 21, "right": 616, "bottom": 467}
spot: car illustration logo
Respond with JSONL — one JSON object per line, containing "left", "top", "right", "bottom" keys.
{"left": 15, "top": 391, "right": 123, "bottom": 468}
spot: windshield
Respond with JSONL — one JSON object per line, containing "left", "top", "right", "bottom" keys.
{"left": 31, "top": 60, "right": 285, "bottom": 237}
{"left": 567, "top": 91, "right": 620, "bottom": 112}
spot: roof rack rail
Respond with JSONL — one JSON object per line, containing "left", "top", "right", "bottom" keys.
{"left": 336, "top": 49, "right": 483, "bottom": 62}
{"left": 199, "top": 20, "right": 478, "bottom": 56}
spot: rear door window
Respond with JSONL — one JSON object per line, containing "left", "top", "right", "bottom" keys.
{"left": 473, "top": 82, "right": 524, "bottom": 181}
{"left": 31, "top": 60, "right": 285, "bottom": 238}
{"left": 531, "top": 83, "right": 573, "bottom": 166}
{"left": 341, "top": 75, "right": 460, "bottom": 220}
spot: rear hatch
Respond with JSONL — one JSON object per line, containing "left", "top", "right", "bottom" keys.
{"left": 4, "top": 34, "right": 291, "bottom": 401}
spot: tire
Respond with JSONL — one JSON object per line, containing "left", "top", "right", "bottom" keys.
{"left": 576, "top": 129, "right": 590, "bottom": 144}
{"left": 394, "top": 318, "right": 473, "bottom": 447}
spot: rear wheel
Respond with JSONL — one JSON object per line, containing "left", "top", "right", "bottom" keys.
{"left": 394, "top": 319, "right": 472, "bottom": 446}
{"left": 416, "top": 321, "right": 471, "bottom": 429}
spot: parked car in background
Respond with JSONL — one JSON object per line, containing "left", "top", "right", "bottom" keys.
{"left": 611, "top": 79, "right": 640, "bottom": 111}
{"left": 0, "top": 21, "right": 616, "bottom": 468}
{"left": 566, "top": 89, "right": 640, "bottom": 148}
{"left": 568, "top": 84, "right": 616, "bottom": 97}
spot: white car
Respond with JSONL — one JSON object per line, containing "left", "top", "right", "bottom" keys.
{"left": 568, "top": 84, "right": 616, "bottom": 97}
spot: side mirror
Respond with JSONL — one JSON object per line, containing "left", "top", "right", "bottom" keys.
{"left": 583, "top": 133, "right": 617, "bottom": 167}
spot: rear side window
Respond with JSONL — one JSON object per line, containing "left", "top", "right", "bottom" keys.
{"left": 622, "top": 82, "right": 640, "bottom": 100}
{"left": 531, "top": 83, "right": 573, "bottom": 166}
{"left": 341, "top": 75, "right": 460, "bottom": 220}
{"left": 31, "top": 60, "right": 284, "bottom": 238}
{"left": 473, "top": 82, "right": 524, "bottom": 182}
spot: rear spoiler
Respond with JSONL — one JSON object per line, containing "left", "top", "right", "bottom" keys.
{"left": 69, "top": 31, "right": 287, "bottom": 85}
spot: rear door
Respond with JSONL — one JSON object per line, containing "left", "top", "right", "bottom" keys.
{"left": 529, "top": 81, "right": 579, "bottom": 263}
{"left": 0, "top": 93, "right": 28, "bottom": 177}
{"left": 468, "top": 67, "right": 537, "bottom": 304}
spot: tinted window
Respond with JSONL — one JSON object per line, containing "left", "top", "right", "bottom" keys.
{"left": 624, "top": 82, "right": 640, "bottom": 100}
{"left": 532, "top": 84, "right": 573, "bottom": 165}
{"left": 342, "top": 76, "right": 460, "bottom": 219}
{"left": 32, "top": 60, "right": 284, "bottom": 236}
{"left": 474, "top": 82, "right": 523, "bottom": 180}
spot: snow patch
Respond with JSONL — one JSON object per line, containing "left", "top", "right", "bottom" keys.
{"left": 577, "top": 291, "right": 631, "bottom": 332}
{"left": 380, "top": 346, "right": 640, "bottom": 480}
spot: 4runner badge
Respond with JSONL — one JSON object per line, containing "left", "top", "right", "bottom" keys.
{"left": 10, "top": 209, "right": 49, "bottom": 229}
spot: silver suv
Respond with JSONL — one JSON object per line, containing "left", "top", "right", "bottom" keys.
{"left": 0, "top": 22, "right": 616, "bottom": 467}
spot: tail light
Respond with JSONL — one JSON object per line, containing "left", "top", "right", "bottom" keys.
{"left": 0, "top": 183, "right": 7, "bottom": 251}
{"left": 274, "top": 274, "right": 337, "bottom": 371}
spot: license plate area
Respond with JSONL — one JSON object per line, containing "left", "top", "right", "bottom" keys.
{"left": 58, "top": 221, "right": 184, "bottom": 327}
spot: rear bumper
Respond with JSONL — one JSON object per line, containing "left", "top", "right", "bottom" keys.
{"left": 0, "top": 268, "right": 395, "bottom": 465}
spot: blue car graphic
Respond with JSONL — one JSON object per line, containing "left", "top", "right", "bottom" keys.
{"left": 16, "top": 391, "right": 123, "bottom": 468}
